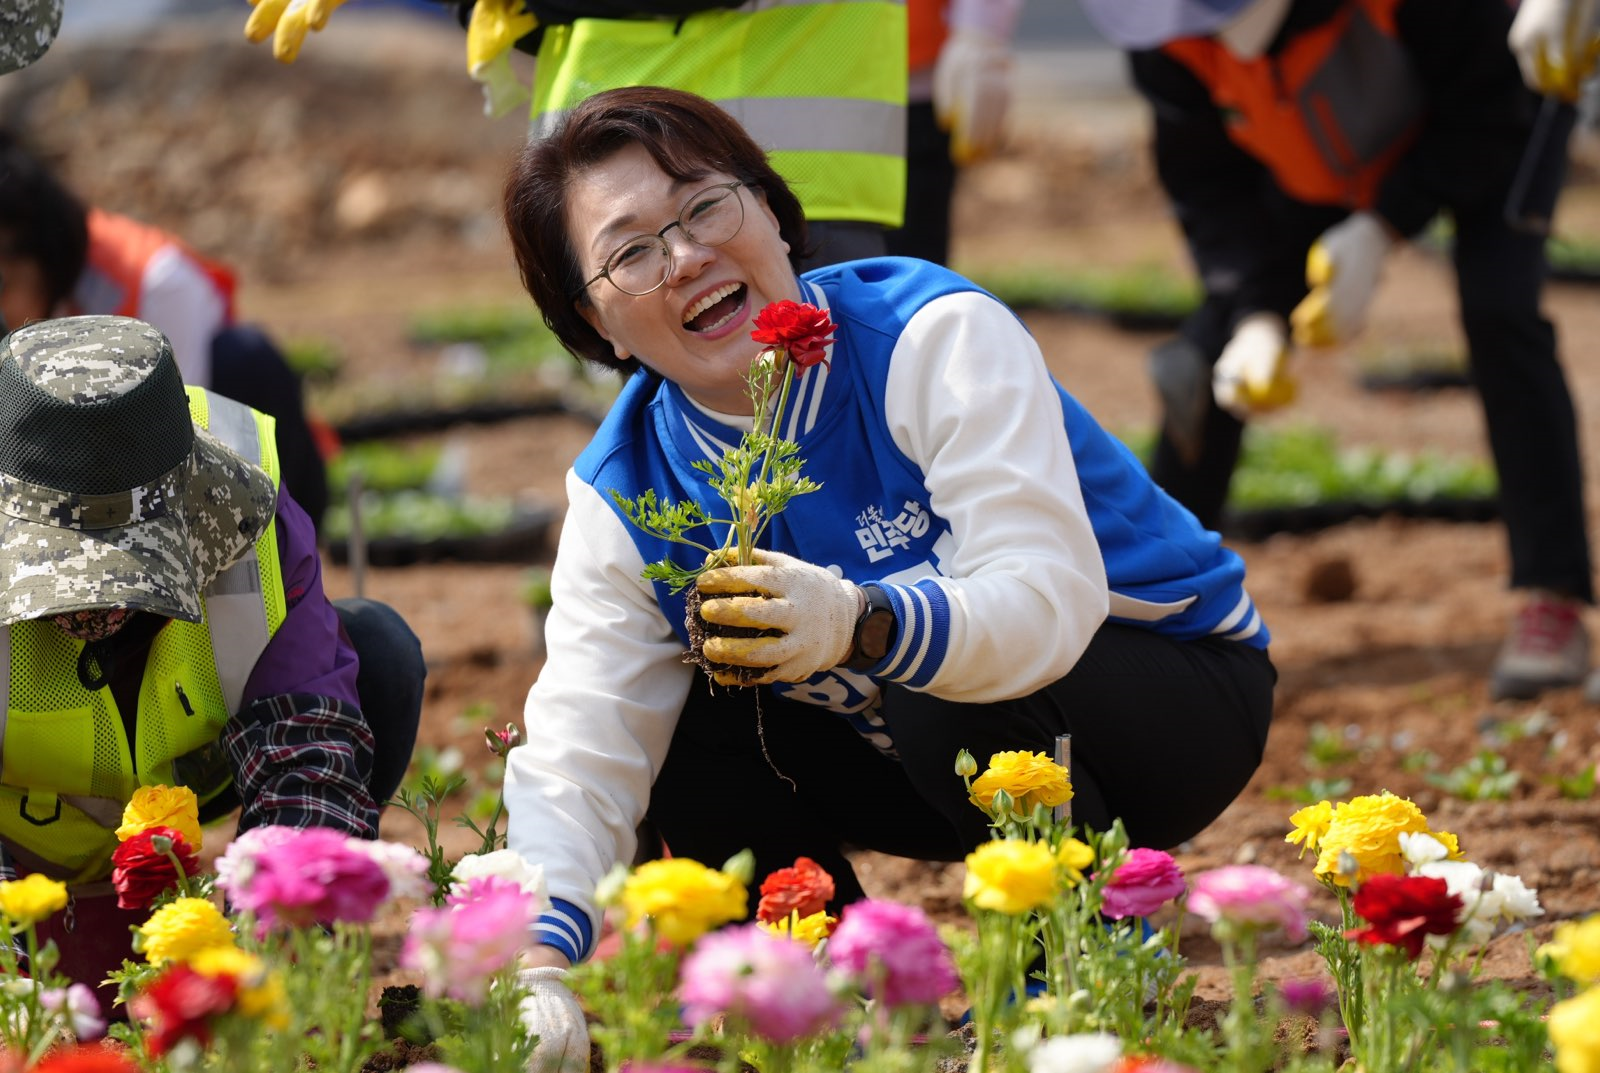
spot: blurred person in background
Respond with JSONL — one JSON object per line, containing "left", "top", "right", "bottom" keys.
{"left": 0, "top": 0, "right": 60, "bottom": 77}
{"left": 0, "top": 134, "right": 331, "bottom": 530}
{"left": 1081, "top": 0, "right": 1595, "bottom": 703}
{"left": 244, "top": 0, "right": 910, "bottom": 271}
{"left": 885, "top": 0, "right": 1021, "bottom": 266}
{"left": 0, "top": 315, "right": 423, "bottom": 1015}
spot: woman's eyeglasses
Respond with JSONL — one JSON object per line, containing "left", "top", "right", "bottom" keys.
{"left": 574, "top": 181, "right": 746, "bottom": 298}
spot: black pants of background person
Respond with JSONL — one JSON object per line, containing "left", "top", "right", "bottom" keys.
{"left": 35, "top": 597, "right": 424, "bottom": 1019}
{"left": 1148, "top": 195, "right": 1593, "bottom": 605}
{"left": 884, "top": 101, "right": 958, "bottom": 267}
{"left": 211, "top": 323, "right": 331, "bottom": 534}
{"left": 647, "top": 622, "right": 1275, "bottom": 910}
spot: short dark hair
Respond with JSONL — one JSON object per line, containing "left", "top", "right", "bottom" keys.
{"left": 503, "top": 86, "right": 809, "bottom": 376}
{"left": 0, "top": 133, "right": 89, "bottom": 313}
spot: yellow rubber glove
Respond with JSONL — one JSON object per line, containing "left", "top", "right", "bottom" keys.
{"left": 1510, "top": 0, "right": 1600, "bottom": 102}
{"left": 245, "top": 0, "right": 351, "bottom": 64}
{"left": 1212, "top": 312, "right": 1295, "bottom": 419}
{"left": 467, "top": 0, "right": 539, "bottom": 117}
{"left": 696, "top": 549, "right": 862, "bottom": 686}
{"left": 1290, "top": 211, "right": 1394, "bottom": 348}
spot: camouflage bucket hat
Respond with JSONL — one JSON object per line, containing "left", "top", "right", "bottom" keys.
{"left": 0, "top": 0, "right": 62, "bottom": 75}
{"left": 0, "top": 315, "right": 277, "bottom": 627}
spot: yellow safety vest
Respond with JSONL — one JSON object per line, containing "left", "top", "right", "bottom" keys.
{"left": 531, "top": 0, "right": 908, "bottom": 228}
{"left": 0, "top": 390, "right": 286, "bottom": 883}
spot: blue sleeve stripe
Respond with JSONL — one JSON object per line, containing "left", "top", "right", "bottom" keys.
{"left": 534, "top": 898, "right": 594, "bottom": 963}
{"left": 878, "top": 579, "right": 949, "bottom": 686}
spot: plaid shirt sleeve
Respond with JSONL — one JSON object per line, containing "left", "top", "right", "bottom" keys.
{"left": 222, "top": 692, "right": 379, "bottom": 839}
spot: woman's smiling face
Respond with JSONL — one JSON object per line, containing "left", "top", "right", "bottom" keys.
{"left": 568, "top": 143, "right": 802, "bottom": 414}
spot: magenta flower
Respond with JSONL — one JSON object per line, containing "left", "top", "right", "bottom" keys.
{"left": 215, "top": 826, "right": 391, "bottom": 930}
{"left": 1278, "top": 976, "right": 1335, "bottom": 1018}
{"left": 827, "top": 899, "right": 958, "bottom": 1007}
{"left": 679, "top": 923, "right": 843, "bottom": 1042}
{"left": 1099, "top": 848, "right": 1186, "bottom": 920}
{"left": 1188, "top": 865, "right": 1311, "bottom": 943}
{"left": 401, "top": 875, "right": 542, "bottom": 1004}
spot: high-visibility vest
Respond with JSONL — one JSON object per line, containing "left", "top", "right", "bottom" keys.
{"left": 530, "top": 0, "right": 908, "bottom": 228}
{"left": 0, "top": 390, "right": 285, "bottom": 883}
{"left": 71, "top": 208, "right": 237, "bottom": 324}
{"left": 1161, "top": 0, "right": 1425, "bottom": 210}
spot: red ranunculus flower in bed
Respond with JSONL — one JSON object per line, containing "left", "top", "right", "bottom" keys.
{"left": 111, "top": 825, "right": 199, "bottom": 911}
{"left": 29, "top": 1044, "right": 143, "bottom": 1073}
{"left": 1344, "top": 873, "right": 1463, "bottom": 960}
{"left": 750, "top": 300, "right": 835, "bottom": 368}
{"left": 132, "top": 964, "right": 239, "bottom": 1056}
{"left": 756, "top": 856, "right": 836, "bottom": 923}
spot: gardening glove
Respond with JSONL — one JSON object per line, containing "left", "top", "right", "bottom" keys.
{"left": 244, "top": 0, "right": 351, "bottom": 63}
{"left": 518, "top": 966, "right": 590, "bottom": 1073}
{"left": 932, "top": 29, "right": 1012, "bottom": 164}
{"left": 696, "top": 549, "right": 862, "bottom": 686}
{"left": 1290, "top": 211, "right": 1395, "bottom": 348}
{"left": 467, "top": 0, "right": 538, "bottom": 117}
{"left": 1510, "top": 0, "right": 1600, "bottom": 101}
{"left": 1212, "top": 312, "right": 1295, "bottom": 419}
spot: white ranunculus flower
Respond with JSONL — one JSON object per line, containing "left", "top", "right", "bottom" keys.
{"left": 1420, "top": 860, "right": 1494, "bottom": 945}
{"left": 349, "top": 838, "right": 433, "bottom": 902}
{"left": 1027, "top": 1032, "right": 1123, "bottom": 1073}
{"left": 1491, "top": 873, "right": 1544, "bottom": 922}
{"left": 451, "top": 849, "right": 547, "bottom": 900}
{"left": 1400, "top": 831, "right": 1451, "bottom": 869}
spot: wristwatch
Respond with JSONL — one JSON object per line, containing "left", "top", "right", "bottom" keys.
{"left": 844, "top": 584, "right": 898, "bottom": 671}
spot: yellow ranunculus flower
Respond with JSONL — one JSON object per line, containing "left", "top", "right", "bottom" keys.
{"left": 1540, "top": 915, "right": 1600, "bottom": 986}
{"left": 1285, "top": 800, "right": 1333, "bottom": 858}
{"left": 117, "top": 785, "right": 202, "bottom": 852}
{"left": 1056, "top": 837, "right": 1094, "bottom": 885}
{"left": 620, "top": 858, "right": 747, "bottom": 947}
{"left": 1430, "top": 829, "right": 1463, "bottom": 859}
{"left": 1549, "top": 986, "right": 1600, "bottom": 1073}
{"left": 138, "top": 897, "right": 235, "bottom": 965}
{"left": 0, "top": 874, "right": 68, "bottom": 926}
{"left": 1311, "top": 792, "right": 1431, "bottom": 887}
{"left": 189, "top": 945, "right": 289, "bottom": 1027}
{"left": 759, "top": 910, "right": 836, "bottom": 949}
{"left": 969, "top": 751, "right": 1072, "bottom": 814}
{"left": 964, "top": 839, "right": 1059, "bottom": 915}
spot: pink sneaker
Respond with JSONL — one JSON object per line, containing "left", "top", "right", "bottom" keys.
{"left": 1490, "top": 591, "right": 1590, "bottom": 700}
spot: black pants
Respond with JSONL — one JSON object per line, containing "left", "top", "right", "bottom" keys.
{"left": 1150, "top": 197, "right": 1592, "bottom": 602}
{"left": 647, "top": 623, "right": 1275, "bottom": 910}
{"left": 210, "top": 323, "right": 331, "bottom": 534}
{"left": 885, "top": 101, "right": 958, "bottom": 267}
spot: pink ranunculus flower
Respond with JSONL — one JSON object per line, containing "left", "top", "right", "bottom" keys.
{"left": 827, "top": 899, "right": 959, "bottom": 1007}
{"left": 679, "top": 923, "right": 843, "bottom": 1042}
{"left": 215, "top": 826, "right": 391, "bottom": 930}
{"left": 1188, "top": 865, "right": 1311, "bottom": 943}
{"left": 401, "top": 875, "right": 543, "bottom": 1004}
{"left": 1277, "top": 976, "right": 1335, "bottom": 1018}
{"left": 347, "top": 838, "right": 432, "bottom": 903}
{"left": 1099, "top": 848, "right": 1186, "bottom": 920}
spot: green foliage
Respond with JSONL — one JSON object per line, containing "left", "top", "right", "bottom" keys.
{"left": 327, "top": 441, "right": 444, "bottom": 498}
{"left": 391, "top": 773, "right": 470, "bottom": 906}
{"left": 324, "top": 490, "right": 518, "bottom": 543}
{"left": 1545, "top": 763, "right": 1597, "bottom": 800}
{"left": 1265, "top": 776, "right": 1354, "bottom": 805}
{"left": 1304, "top": 721, "right": 1361, "bottom": 769}
{"left": 520, "top": 566, "right": 553, "bottom": 610}
{"left": 282, "top": 337, "right": 345, "bottom": 382}
{"left": 1426, "top": 749, "right": 1521, "bottom": 801}
{"left": 965, "top": 261, "right": 1202, "bottom": 319}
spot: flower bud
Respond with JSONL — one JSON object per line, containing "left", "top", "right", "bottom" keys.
{"left": 150, "top": 833, "right": 174, "bottom": 855}
{"left": 954, "top": 750, "right": 978, "bottom": 778}
{"left": 721, "top": 848, "right": 756, "bottom": 886}
{"left": 485, "top": 723, "right": 522, "bottom": 758}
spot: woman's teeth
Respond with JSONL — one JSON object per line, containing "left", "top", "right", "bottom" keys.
{"left": 683, "top": 283, "right": 742, "bottom": 327}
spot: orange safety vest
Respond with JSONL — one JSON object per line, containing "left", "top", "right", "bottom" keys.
{"left": 908, "top": 0, "right": 947, "bottom": 73}
{"left": 73, "top": 208, "right": 237, "bottom": 322}
{"left": 1162, "top": 0, "right": 1425, "bottom": 210}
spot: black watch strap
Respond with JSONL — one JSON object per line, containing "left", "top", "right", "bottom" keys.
{"left": 844, "top": 584, "right": 897, "bottom": 672}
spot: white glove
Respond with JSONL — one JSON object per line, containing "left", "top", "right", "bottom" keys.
{"left": 932, "top": 29, "right": 1012, "bottom": 164}
{"left": 1509, "top": 0, "right": 1600, "bottom": 101}
{"left": 244, "top": 0, "right": 351, "bottom": 63}
{"left": 518, "top": 966, "right": 590, "bottom": 1073}
{"left": 1212, "top": 313, "right": 1295, "bottom": 419}
{"left": 1289, "top": 211, "right": 1395, "bottom": 348}
{"left": 696, "top": 549, "right": 862, "bottom": 685}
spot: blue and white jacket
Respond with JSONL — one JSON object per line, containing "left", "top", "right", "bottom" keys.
{"left": 506, "top": 257, "right": 1267, "bottom": 962}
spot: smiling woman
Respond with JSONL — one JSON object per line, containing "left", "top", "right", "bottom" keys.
{"left": 494, "top": 84, "right": 1279, "bottom": 1072}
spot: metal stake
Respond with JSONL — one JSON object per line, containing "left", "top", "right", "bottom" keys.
{"left": 1054, "top": 733, "right": 1072, "bottom": 826}
{"left": 348, "top": 470, "right": 367, "bottom": 601}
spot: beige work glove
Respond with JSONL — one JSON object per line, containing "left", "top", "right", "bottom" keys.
{"left": 518, "top": 966, "right": 590, "bottom": 1073}
{"left": 932, "top": 29, "right": 1012, "bottom": 164}
{"left": 1510, "top": 0, "right": 1600, "bottom": 101}
{"left": 245, "top": 0, "right": 351, "bottom": 63}
{"left": 1290, "top": 212, "right": 1395, "bottom": 348}
{"left": 1212, "top": 312, "right": 1295, "bottom": 419}
{"left": 696, "top": 549, "right": 862, "bottom": 686}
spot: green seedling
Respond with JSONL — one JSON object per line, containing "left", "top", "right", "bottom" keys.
{"left": 283, "top": 337, "right": 345, "bottom": 382}
{"left": 1544, "top": 764, "right": 1597, "bottom": 801}
{"left": 1426, "top": 749, "right": 1520, "bottom": 802}
{"left": 963, "top": 261, "right": 1202, "bottom": 320}
{"left": 1304, "top": 721, "right": 1361, "bottom": 769}
{"left": 1400, "top": 749, "right": 1440, "bottom": 774}
{"left": 1264, "top": 776, "right": 1353, "bottom": 805}
{"left": 521, "top": 566, "right": 553, "bottom": 611}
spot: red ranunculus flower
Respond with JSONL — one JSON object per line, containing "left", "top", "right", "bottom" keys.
{"left": 111, "top": 825, "right": 199, "bottom": 911}
{"left": 756, "top": 856, "right": 835, "bottom": 923}
{"left": 1344, "top": 873, "right": 1462, "bottom": 960}
{"left": 31, "top": 1044, "right": 142, "bottom": 1073}
{"left": 131, "top": 964, "right": 238, "bottom": 1057}
{"left": 750, "top": 301, "right": 835, "bottom": 369}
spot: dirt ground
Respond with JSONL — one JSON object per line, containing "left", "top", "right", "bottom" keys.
{"left": 5, "top": 12, "right": 1600, "bottom": 1008}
